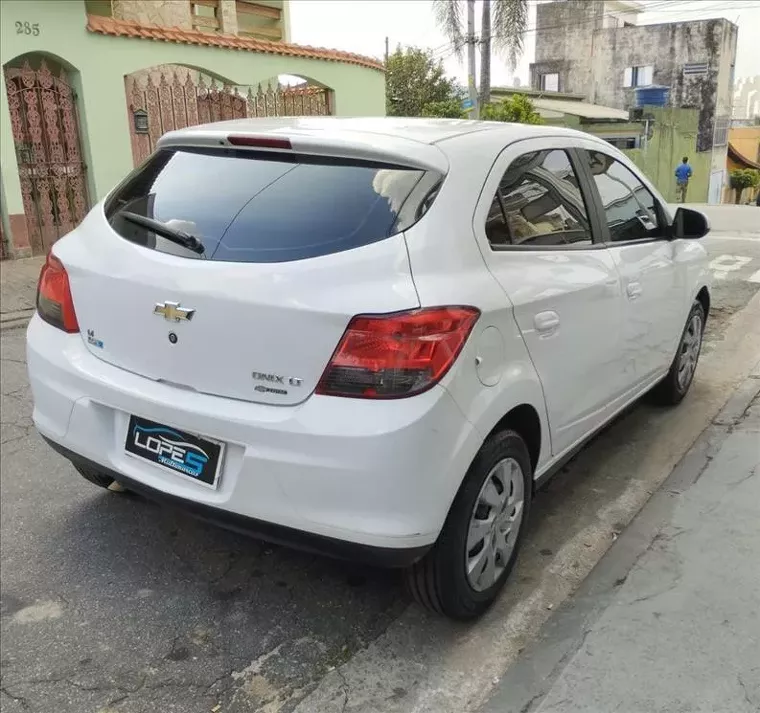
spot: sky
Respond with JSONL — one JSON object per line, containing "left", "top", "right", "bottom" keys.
{"left": 287, "top": 0, "right": 760, "bottom": 89}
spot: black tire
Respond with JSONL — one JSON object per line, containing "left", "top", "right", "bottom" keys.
{"left": 651, "top": 301, "right": 705, "bottom": 406}
{"left": 74, "top": 463, "right": 116, "bottom": 489}
{"left": 405, "top": 429, "right": 533, "bottom": 620}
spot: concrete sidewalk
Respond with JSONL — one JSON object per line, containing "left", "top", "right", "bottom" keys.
{"left": 480, "top": 369, "right": 760, "bottom": 713}
{"left": 0, "top": 255, "right": 44, "bottom": 330}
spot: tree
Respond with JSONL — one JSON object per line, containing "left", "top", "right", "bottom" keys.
{"left": 420, "top": 98, "right": 468, "bottom": 119}
{"left": 385, "top": 46, "right": 458, "bottom": 117}
{"left": 729, "top": 168, "right": 760, "bottom": 204}
{"left": 480, "top": 94, "right": 542, "bottom": 124}
{"left": 432, "top": 0, "right": 529, "bottom": 107}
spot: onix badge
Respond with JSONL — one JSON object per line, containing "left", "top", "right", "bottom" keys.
{"left": 154, "top": 301, "right": 195, "bottom": 322}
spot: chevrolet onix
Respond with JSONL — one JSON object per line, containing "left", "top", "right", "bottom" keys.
{"left": 27, "top": 118, "right": 710, "bottom": 619}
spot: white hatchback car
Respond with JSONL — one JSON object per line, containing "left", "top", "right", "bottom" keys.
{"left": 27, "top": 118, "right": 710, "bottom": 619}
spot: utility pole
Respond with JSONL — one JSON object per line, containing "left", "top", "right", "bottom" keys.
{"left": 466, "top": 0, "right": 479, "bottom": 118}
{"left": 384, "top": 36, "right": 389, "bottom": 65}
{"left": 479, "top": 0, "right": 491, "bottom": 107}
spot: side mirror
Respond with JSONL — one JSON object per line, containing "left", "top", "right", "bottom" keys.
{"left": 672, "top": 207, "right": 710, "bottom": 239}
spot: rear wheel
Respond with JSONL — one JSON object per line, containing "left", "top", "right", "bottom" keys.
{"left": 652, "top": 301, "right": 705, "bottom": 405}
{"left": 405, "top": 430, "right": 532, "bottom": 620}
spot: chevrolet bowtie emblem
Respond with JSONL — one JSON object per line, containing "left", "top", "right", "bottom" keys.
{"left": 154, "top": 301, "right": 195, "bottom": 322}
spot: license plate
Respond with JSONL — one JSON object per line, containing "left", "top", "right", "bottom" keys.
{"left": 124, "top": 415, "right": 224, "bottom": 488}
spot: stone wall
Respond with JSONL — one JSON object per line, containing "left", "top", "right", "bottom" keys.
{"left": 218, "top": 0, "right": 238, "bottom": 34}
{"left": 112, "top": 0, "right": 192, "bottom": 28}
{"left": 111, "top": 1, "right": 267, "bottom": 37}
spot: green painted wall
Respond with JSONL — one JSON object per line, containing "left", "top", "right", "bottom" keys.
{"left": 621, "top": 107, "right": 709, "bottom": 204}
{"left": 0, "top": 0, "right": 385, "bottom": 218}
{"left": 543, "top": 106, "right": 711, "bottom": 203}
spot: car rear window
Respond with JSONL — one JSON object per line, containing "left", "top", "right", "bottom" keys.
{"left": 104, "top": 147, "right": 441, "bottom": 263}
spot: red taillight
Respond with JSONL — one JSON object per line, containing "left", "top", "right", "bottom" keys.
{"left": 317, "top": 307, "right": 480, "bottom": 399}
{"left": 36, "top": 253, "right": 79, "bottom": 333}
{"left": 227, "top": 135, "right": 292, "bottom": 150}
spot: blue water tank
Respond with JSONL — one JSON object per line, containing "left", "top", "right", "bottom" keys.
{"left": 634, "top": 85, "right": 670, "bottom": 108}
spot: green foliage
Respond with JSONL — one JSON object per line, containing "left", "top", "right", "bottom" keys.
{"left": 420, "top": 99, "right": 468, "bottom": 119}
{"left": 432, "top": 0, "right": 529, "bottom": 103}
{"left": 481, "top": 94, "right": 543, "bottom": 124}
{"left": 729, "top": 168, "right": 760, "bottom": 190}
{"left": 729, "top": 168, "right": 760, "bottom": 204}
{"left": 385, "top": 46, "right": 458, "bottom": 117}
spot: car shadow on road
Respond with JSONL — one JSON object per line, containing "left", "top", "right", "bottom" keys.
{"left": 26, "top": 486, "right": 407, "bottom": 712}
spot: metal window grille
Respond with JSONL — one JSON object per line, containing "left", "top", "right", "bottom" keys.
{"left": 683, "top": 62, "right": 709, "bottom": 76}
{"left": 713, "top": 115, "right": 730, "bottom": 147}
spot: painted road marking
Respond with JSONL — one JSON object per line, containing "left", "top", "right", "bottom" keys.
{"left": 709, "top": 254, "right": 754, "bottom": 280}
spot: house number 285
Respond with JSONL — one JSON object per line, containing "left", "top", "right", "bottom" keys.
{"left": 16, "top": 21, "right": 41, "bottom": 36}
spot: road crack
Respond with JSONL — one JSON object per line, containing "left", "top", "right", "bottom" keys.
{"left": 625, "top": 573, "right": 683, "bottom": 607}
{"left": 336, "top": 667, "right": 350, "bottom": 713}
{"left": 737, "top": 673, "right": 755, "bottom": 708}
{"left": 1, "top": 685, "right": 29, "bottom": 708}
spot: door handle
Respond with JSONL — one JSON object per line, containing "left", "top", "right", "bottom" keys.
{"left": 534, "top": 311, "right": 560, "bottom": 335}
{"left": 627, "top": 282, "right": 643, "bottom": 300}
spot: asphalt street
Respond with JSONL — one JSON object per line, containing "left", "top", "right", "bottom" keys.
{"left": 1, "top": 204, "right": 759, "bottom": 713}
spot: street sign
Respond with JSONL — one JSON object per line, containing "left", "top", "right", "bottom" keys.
{"left": 461, "top": 99, "right": 474, "bottom": 110}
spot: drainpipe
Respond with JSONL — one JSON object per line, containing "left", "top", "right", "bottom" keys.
{"left": 643, "top": 118, "right": 649, "bottom": 152}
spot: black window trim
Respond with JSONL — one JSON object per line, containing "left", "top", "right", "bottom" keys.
{"left": 573, "top": 146, "right": 672, "bottom": 247}
{"left": 485, "top": 145, "right": 607, "bottom": 253}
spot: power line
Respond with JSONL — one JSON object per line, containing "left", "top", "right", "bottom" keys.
{"left": 430, "top": 0, "right": 679, "bottom": 57}
{"left": 425, "top": 1, "right": 759, "bottom": 67}
{"left": 518, "top": 0, "right": 755, "bottom": 38}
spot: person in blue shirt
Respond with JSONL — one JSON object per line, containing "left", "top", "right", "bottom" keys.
{"left": 675, "top": 157, "right": 693, "bottom": 203}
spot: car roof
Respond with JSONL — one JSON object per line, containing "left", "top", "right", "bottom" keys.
{"left": 164, "top": 116, "right": 582, "bottom": 145}
{"left": 158, "top": 117, "right": 605, "bottom": 173}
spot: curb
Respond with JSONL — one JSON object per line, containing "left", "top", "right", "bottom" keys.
{"left": 0, "top": 308, "right": 34, "bottom": 332}
{"left": 478, "top": 376, "right": 760, "bottom": 713}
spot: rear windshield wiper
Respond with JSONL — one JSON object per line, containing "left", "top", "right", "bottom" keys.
{"left": 117, "top": 211, "right": 205, "bottom": 255}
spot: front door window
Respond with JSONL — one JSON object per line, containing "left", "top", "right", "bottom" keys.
{"left": 582, "top": 151, "right": 661, "bottom": 242}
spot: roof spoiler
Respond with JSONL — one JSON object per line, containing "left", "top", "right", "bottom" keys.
{"left": 157, "top": 129, "right": 449, "bottom": 173}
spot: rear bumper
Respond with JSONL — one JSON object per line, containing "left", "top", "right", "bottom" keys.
{"left": 43, "top": 436, "right": 429, "bottom": 567}
{"left": 27, "top": 315, "right": 482, "bottom": 559}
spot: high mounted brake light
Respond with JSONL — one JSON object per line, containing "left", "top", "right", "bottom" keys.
{"left": 316, "top": 307, "right": 480, "bottom": 399}
{"left": 36, "top": 252, "right": 79, "bottom": 333}
{"left": 227, "top": 135, "right": 293, "bottom": 150}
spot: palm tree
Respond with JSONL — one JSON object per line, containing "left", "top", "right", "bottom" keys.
{"left": 432, "top": 0, "right": 529, "bottom": 108}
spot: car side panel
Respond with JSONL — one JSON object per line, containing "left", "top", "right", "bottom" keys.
{"left": 464, "top": 136, "right": 634, "bottom": 457}
{"left": 608, "top": 239, "right": 687, "bottom": 383}
{"left": 574, "top": 145, "right": 711, "bottom": 378}
{"left": 403, "top": 138, "right": 552, "bottom": 489}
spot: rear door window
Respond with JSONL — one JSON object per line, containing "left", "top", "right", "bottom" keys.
{"left": 105, "top": 148, "right": 439, "bottom": 263}
{"left": 484, "top": 149, "right": 593, "bottom": 247}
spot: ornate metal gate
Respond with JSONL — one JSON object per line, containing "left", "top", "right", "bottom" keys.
{"left": 127, "top": 73, "right": 248, "bottom": 166}
{"left": 126, "top": 69, "right": 331, "bottom": 166}
{"left": 4, "top": 59, "right": 89, "bottom": 255}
